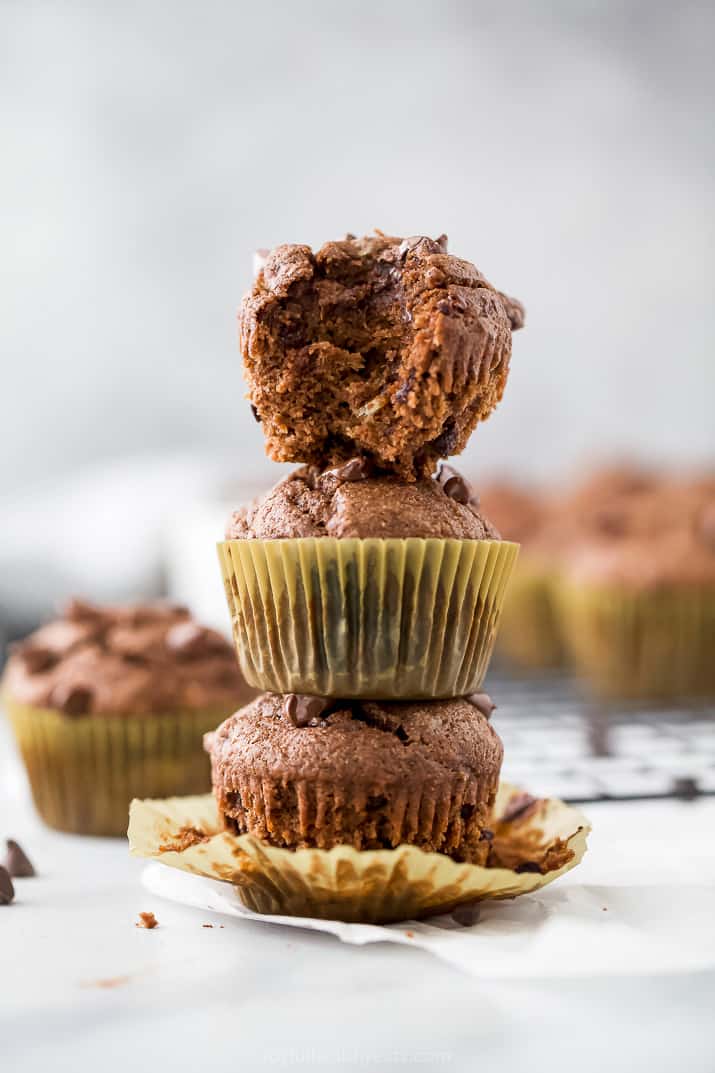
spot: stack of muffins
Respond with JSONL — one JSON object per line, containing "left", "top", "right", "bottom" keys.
{"left": 206, "top": 233, "right": 524, "bottom": 867}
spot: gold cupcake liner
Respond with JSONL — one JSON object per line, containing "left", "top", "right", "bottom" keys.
{"left": 128, "top": 782, "right": 590, "bottom": 924}
{"left": 4, "top": 698, "right": 233, "bottom": 837}
{"left": 218, "top": 537, "right": 519, "bottom": 698}
{"left": 496, "top": 561, "right": 564, "bottom": 671}
{"left": 557, "top": 582, "right": 715, "bottom": 699}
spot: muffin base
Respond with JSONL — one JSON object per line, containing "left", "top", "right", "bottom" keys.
{"left": 5, "top": 699, "right": 234, "bottom": 836}
{"left": 496, "top": 562, "right": 564, "bottom": 670}
{"left": 218, "top": 536, "right": 519, "bottom": 698}
{"left": 216, "top": 775, "right": 498, "bottom": 865}
{"left": 557, "top": 583, "right": 715, "bottom": 699}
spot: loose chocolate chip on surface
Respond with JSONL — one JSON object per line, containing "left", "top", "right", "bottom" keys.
{"left": 4, "top": 840, "right": 35, "bottom": 878}
{"left": 50, "top": 683, "right": 93, "bottom": 716}
{"left": 467, "top": 692, "right": 497, "bottom": 719}
{"left": 0, "top": 867, "right": 14, "bottom": 905}
{"left": 436, "top": 463, "right": 472, "bottom": 505}
{"left": 452, "top": 902, "right": 480, "bottom": 926}
{"left": 325, "top": 457, "right": 374, "bottom": 482}
{"left": 284, "top": 694, "right": 331, "bottom": 728}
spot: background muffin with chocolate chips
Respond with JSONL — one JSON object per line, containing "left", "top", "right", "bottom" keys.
{"left": 2, "top": 599, "right": 256, "bottom": 835}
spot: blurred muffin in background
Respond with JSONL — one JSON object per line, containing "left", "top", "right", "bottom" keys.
{"left": 557, "top": 475, "right": 715, "bottom": 699}
{"left": 2, "top": 599, "right": 255, "bottom": 835}
{"left": 480, "top": 480, "right": 564, "bottom": 671}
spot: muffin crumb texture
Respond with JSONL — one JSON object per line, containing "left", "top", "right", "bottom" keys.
{"left": 240, "top": 233, "right": 523, "bottom": 479}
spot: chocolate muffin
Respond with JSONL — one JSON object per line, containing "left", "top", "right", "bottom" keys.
{"left": 558, "top": 478, "right": 715, "bottom": 699}
{"left": 480, "top": 481, "right": 564, "bottom": 670}
{"left": 240, "top": 233, "right": 524, "bottom": 480}
{"left": 2, "top": 599, "right": 256, "bottom": 835}
{"left": 219, "top": 464, "right": 518, "bottom": 698}
{"left": 206, "top": 693, "right": 503, "bottom": 864}
{"left": 226, "top": 462, "right": 500, "bottom": 541}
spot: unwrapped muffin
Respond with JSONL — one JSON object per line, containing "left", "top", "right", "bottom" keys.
{"left": 2, "top": 599, "right": 256, "bottom": 835}
{"left": 206, "top": 693, "right": 503, "bottom": 864}
{"left": 219, "top": 463, "right": 519, "bottom": 698}
{"left": 240, "top": 233, "right": 524, "bottom": 480}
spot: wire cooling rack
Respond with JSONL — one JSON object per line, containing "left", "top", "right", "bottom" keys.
{"left": 485, "top": 669, "right": 715, "bottom": 803}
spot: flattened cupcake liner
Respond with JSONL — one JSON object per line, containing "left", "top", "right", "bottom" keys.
{"left": 4, "top": 698, "right": 233, "bottom": 837}
{"left": 218, "top": 537, "right": 519, "bottom": 698}
{"left": 214, "top": 769, "right": 499, "bottom": 864}
{"left": 496, "top": 560, "right": 564, "bottom": 671}
{"left": 128, "top": 782, "right": 590, "bottom": 924}
{"left": 556, "top": 582, "right": 715, "bottom": 699}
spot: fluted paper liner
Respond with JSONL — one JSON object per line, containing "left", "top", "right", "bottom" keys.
{"left": 496, "top": 560, "right": 564, "bottom": 670}
{"left": 218, "top": 537, "right": 519, "bottom": 698}
{"left": 4, "top": 698, "right": 233, "bottom": 837}
{"left": 128, "top": 783, "right": 589, "bottom": 924}
{"left": 557, "top": 582, "right": 715, "bottom": 699}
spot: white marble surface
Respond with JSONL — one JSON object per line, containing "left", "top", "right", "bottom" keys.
{"left": 2, "top": 717, "right": 714, "bottom": 1073}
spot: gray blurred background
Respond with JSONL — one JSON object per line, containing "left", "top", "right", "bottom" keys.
{"left": 1, "top": 0, "right": 714, "bottom": 628}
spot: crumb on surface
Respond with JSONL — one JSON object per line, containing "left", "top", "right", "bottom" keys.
{"left": 405, "top": 930, "right": 415, "bottom": 939}
{"left": 136, "top": 911, "right": 158, "bottom": 929}
{"left": 202, "top": 923, "right": 213, "bottom": 928}
{"left": 82, "top": 976, "right": 131, "bottom": 990}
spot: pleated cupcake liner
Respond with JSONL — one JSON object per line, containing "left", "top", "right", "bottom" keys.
{"left": 217, "top": 537, "right": 519, "bottom": 699}
{"left": 128, "top": 782, "right": 590, "bottom": 924}
{"left": 496, "top": 560, "right": 564, "bottom": 671}
{"left": 4, "top": 698, "right": 234, "bottom": 837}
{"left": 213, "top": 768, "right": 499, "bottom": 864}
{"left": 556, "top": 582, "right": 715, "bottom": 700}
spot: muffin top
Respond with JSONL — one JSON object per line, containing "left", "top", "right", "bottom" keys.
{"left": 206, "top": 693, "right": 503, "bottom": 788}
{"left": 3, "top": 599, "right": 253, "bottom": 716}
{"left": 480, "top": 481, "right": 545, "bottom": 545}
{"left": 226, "top": 462, "right": 500, "bottom": 541}
{"left": 562, "top": 477, "right": 715, "bottom": 589}
{"left": 240, "top": 232, "right": 524, "bottom": 480}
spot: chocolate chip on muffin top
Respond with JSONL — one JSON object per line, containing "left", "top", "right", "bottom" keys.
{"left": 3, "top": 599, "right": 253, "bottom": 716}
{"left": 240, "top": 233, "right": 524, "bottom": 480}
{"left": 226, "top": 464, "right": 500, "bottom": 541}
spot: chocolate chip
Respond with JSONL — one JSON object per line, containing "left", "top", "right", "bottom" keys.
{"left": 284, "top": 694, "right": 331, "bottom": 728}
{"left": 698, "top": 504, "right": 715, "bottom": 550}
{"left": 50, "top": 683, "right": 93, "bottom": 716}
{"left": 479, "top": 828, "right": 494, "bottom": 842}
{"left": 4, "top": 840, "right": 35, "bottom": 878}
{"left": 17, "top": 646, "right": 56, "bottom": 674}
{"left": 250, "top": 403, "right": 261, "bottom": 423}
{"left": 436, "top": 463, "right": 472, "bottom": 505}
{"left": 467, "top": 692, "right": 497, "bottom": 719}
{"left": 64, "top": 598, "right": 101, "bottom": 621}
{"left": 325, "top": 457, "right": 374, "bottom": 482}
{"left": 515, "top": 861, "right": 542, "bottom": 874}
{"left": 593, "top": 507, "right": 627, "bottom": 538}
{"left": 500, "top": 792, "right": 538, "bottom": 824}
{"left": 0, "top": 867, "right": 14, "bottom": 905}
{"left": 498, "top": 291, "right": 526, "bottom": 331}
{"left": 435, "top": 233, "right": 448, "bottom": 252}
{"left": 671, "top": 776, "right": 699, "bottom": 800}
{"left": 165, "top": 621, "right": 223, "bottom": 659}
{"left": 452, "top": 902, "right": 480, "bottom": 926}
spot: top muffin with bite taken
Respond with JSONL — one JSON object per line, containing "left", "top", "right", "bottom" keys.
{"left": 240, "top": 233, "right": 524, "bottom": 480}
